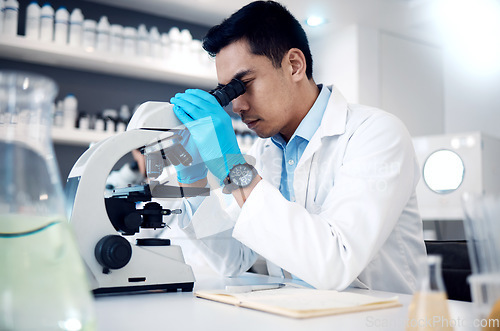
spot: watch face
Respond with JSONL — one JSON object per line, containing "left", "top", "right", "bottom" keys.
{"left": 230, "top": 164, "right": 254, "bottom": 187}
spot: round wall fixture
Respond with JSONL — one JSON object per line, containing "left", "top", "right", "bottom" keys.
{"left": 423, "top": 149, "right": 465, "bottom": 194}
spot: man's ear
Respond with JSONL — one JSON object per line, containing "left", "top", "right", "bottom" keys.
{"left": 284, "top": 48, "right": 307, "bottom": 82}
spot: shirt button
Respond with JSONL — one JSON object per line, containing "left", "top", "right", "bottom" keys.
{"left": 288, "top": 159, "right": 294, "bottom": 166}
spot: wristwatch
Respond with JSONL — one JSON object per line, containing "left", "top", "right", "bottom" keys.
{"left": 223, "top": 163, "right": 257, "bottom": 194}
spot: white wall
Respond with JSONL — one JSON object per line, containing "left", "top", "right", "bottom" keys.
{"left": 357, "top": 26, "right": 380, "bottom": 108}
{"left": 311, "top": 25, "right": 444, "bottom": 137}
{"left": 444, "top": 54, "right": 500, "bottom": 140}
{"left": 311, "top": 23, "right": 500, "bottom": 140}
{"left": 310, "top": 25, "right": 359, "bottom": 103}
{"left": 379, "top": 32, "right": 444, "bottom": 136}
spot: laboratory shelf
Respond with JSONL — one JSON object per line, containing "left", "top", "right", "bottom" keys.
{"left": 0, "top": 36, "right": 217, "bottom": 87}
{"left": 52, "top": 127, "right": 115, "bottom": 147}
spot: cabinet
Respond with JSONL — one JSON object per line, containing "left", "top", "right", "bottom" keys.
{"left": 0, "top": 0, "right": 221, "bottom": 180}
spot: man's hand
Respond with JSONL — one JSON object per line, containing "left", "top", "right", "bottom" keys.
{"left": 173, "top": 129, "right": 208, "bottom": 184}
{"left": 171, "top": 89, "right": 245, "bottom": 184}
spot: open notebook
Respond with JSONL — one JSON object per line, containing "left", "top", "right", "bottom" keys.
{"left": 195, "top": 283, "right": 401, "bottom": 319}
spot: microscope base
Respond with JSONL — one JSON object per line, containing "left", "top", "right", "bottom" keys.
{"left": 93, "top": 281, "right": 194, "bottom": 296}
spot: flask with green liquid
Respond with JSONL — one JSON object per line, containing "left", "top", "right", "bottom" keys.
{"left": 0, "top": 71, "right": 96, "bottom": 330}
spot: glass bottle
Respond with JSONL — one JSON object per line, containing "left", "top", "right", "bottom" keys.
{"left": 0, "top": 71, "right": 96, "bottom": 330}
{"left": 406, "top": 255, "right": 453, "bottom": 331}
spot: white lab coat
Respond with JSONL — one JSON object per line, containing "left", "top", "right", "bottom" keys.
{"left": 179, "top": 85, "right": 427, "bottom": 294}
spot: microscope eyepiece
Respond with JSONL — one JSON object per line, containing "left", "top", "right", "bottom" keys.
{"left": 209, "top": 78, "right": 246, "bottom": 107}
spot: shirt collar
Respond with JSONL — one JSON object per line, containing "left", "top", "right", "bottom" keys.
{"left": 271, "top": 84, "right": 331, "bottom": 148}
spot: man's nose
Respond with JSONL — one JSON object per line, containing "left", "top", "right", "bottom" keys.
{"left": 231, "top": 95, "right": 246, "bottom": 115}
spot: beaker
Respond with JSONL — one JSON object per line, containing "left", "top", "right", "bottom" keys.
{"left": 468, "top": 273, "right": 500, "bottom": 330}
{"left": 462, "top": 193, "right": 500, "bottom": 330}
{"left": 462, "top": 193, "right": 500, "bottom": 275}
{"left": 0, "top": 71, "right": 96, "bottom": 330}
{"left": 406, "top": 255, "right": 453, "bottom": 331}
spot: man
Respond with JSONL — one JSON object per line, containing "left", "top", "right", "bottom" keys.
{"left": 170, "top": 0, "right": 426, "bottom": 294}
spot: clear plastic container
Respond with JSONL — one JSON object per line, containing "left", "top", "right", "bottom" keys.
{"left": 119, "top": 104, "right": 131, "bottom": 122}
{"left": 63, "top": 93, "right": 78, "bottom": 129}
{"left": 39, "top": 3, "right": 54, "bottom": 42}
{"left": 161, "top": 32, "right": 170, "bottom": 62}
{"left": 463, "top": 193, "right": 500, "bottom": 330}
{"left": 137, "top": 23, "right": 149, "bottom": 57}
{"left": 109, "top": 24, "right": 123, "bottom": 54}
{"left": 54, "top": 99, "right": 64, "bottom": 127}
{"left": 468, "top": 273, "right": 500, "bottom": 328}
{"left": 96, "top": 16, "right": 110, "bottom": 52}
{"left": 25, "top": 1, "right": 40, "bottom": 40}
{"left": 69, "top": 8, "right": 84, "bottom": 47}
{"left": 149, "top": 26, "right": 161, "bottom": 59}
{"left": 123, "top": 26, "right": 137, "bottom": 57}
{"left": 168, "top": 27, "right": 182, "bottom": 65}
{"left": 0, "top": 0, "right": 4, "bottom": 34}
{"left": 3, "top": 0, "right": 19, "bottom": 36}
{"left": 0, "top": 70, "right": 96, "bottom": 331}
{"left": 82, "top": 19, "right": 97, "bottom": 51}
{"left": 54, "top": 6, "right": 69, "bottom": 45}
{"left": 462, "top": 193, "right": 500, "bottom": 274}
{"left": 78, "top": 112, "right": 90, "bottom": 130}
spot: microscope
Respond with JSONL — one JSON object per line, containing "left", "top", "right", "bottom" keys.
{"left": 65, "top": 79, "right": 245, "bottom": 295}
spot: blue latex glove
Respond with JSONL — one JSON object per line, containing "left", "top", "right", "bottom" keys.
{"left": 170, "top": 89, "right": 245, "bottom": 184}
{"left": 173, "top": 130, "right": 208, "bottom": 184}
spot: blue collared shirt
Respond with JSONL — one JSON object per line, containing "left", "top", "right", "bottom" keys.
{"left": 271, "top": 85, "right": 331, "bottom": 201}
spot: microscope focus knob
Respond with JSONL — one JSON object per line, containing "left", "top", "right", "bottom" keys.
{"left": 95, "top": 235, "right": 132, "bottom": 273}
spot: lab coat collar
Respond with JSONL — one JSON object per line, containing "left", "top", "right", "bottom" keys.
{"left": 257, "top": 85, "right": 349, "bottom": 190}
{"left": 274, "top": 84, "right": 331, "bottom": 145}
{"left": 319, "top": 85, "right": 348, "bottom": 138}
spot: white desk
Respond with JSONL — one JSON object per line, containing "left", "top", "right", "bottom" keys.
{"left": 95, "top": 268, "right": 476, "bottom": 331}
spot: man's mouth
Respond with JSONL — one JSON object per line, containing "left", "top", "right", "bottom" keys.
{"left": 243, "top": 119, "right": 259, "bottom": 130}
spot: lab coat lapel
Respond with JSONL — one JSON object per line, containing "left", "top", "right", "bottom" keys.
{"left": 297, "top": 85, "right": 348, "bottom": 169}
{"left": 258, "top": 141, "right": 282, "bottom": 189}
{"left": 294, "top": 86, "right": 348, "bottom": 206}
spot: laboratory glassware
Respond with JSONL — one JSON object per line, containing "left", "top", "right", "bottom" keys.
{"left": 0, "top": 70, "right": 96, "bottom": 331}
{"left": 406, "top": 255, "right": 453, "bottom": 331}
{"left": 462, "top": 193, "right": 500, "bottom": 329}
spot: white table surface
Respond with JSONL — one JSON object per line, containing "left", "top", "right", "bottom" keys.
{"left": 94, "top": 267, "right": 477, "bottom": 331}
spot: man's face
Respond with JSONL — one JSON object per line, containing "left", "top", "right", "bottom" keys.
{"left": 215, "top": 39, "right": 296, "bottom": 139}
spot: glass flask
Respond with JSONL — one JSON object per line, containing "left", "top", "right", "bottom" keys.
{"left": 0, "top": 71, "right": 96, "bottom": 330}
{"left": 406, "top": 255, "right": 453, "bottom": 331}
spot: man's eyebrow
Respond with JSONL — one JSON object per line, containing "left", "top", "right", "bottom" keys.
{"left": 217, "top": 69, "right": 253, "bottom": 87}
{"left": 233, "top": 69, "right": 253, "bottom": 81}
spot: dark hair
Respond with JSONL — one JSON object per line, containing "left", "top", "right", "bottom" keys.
{"left": 202, "top": 1, "right": 313, "bottom": 79}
